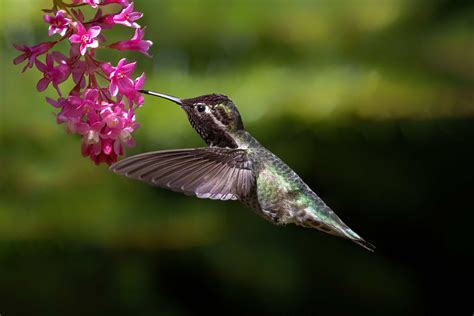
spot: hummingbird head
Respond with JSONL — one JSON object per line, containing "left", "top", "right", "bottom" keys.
{"left": 140, "top": 90, "right": 244, "bottom": 148}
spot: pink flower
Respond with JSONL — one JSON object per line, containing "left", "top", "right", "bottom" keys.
{"left": 58, "top": 89, "right": 102, "bottom": 122}
{"left": 44, "top": 10, "right": 71, "bottom": 37}
{"left": 50, "top": 51, "right": 69, "bottom": 67}
{"left": 72, "top": 89, "right": 102, "bottom": 113}
{"left": 109, "top": 3, "right": 142, "bottom": 28}
{"left": 101, "top": 104, "right": 138, "bottom": 139}
{"left": 116, "top": 111, "right": 138, "bottom": 148}
{"left": 69, "top": 48, "right": 99, "bottom": 89}
{"left": 101, "top": 58, "right": 136, "bottom": 96}
{"left": 109, "top": 27, "right": 152, "bottom": 56}
{"left": 100, "top": 105, "right": 139, "bottom": 158}
{"left": 79, "top": 113, "right": 123, "bottom": 166}
{"left": 69, "top": 22, "right": 101, "bottom": 55}
{"left": 14, "top": 1, "right": 151, "bottom": 165}
{"left": 73, "top": 0, "right": 101, "bottom": 8}
{"left": 124, "top": 72, "right": 145, "bottom": 106}
{"left": 79, "top": 118, "right": 119, "bottom": 165}
{"left": 13, "top": 42, "right": 54, "bottom": 72}
{"left": 82, "top": 138, "right": 120, "bottom": 165}
{"left": 83, "top": 122, "right": 104, "bottom": 145}
{"left": 102, "top": 106, "right": 123, "bottom": 129}
{"left": 35, "top": 54, "right": 70, "bottom": 95}
{"left": 46, "top": 96, "right": 68, "bottom": 108}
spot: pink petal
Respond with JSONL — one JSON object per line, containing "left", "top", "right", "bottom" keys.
{"left": 69, "top": 43, "right": 81, "bottom": 58}
{"left": 22, "top": 63, "right": 31, "bottom": 72}
{"left": 121, "top": 61, "right": 136, "bottom": 74}
{"left": 93, "top": 142, "right": 102, "bottom": 155}
{"left": 88, "top": 26, "right": 101, "bottom": 38}
{"left": 101, "top": 63, "right": 114, "bottom": 75}
{"left": 117, "top": 21, "right": 133, "bottom": 27}
{"left": 122, "top": 4, "right": 133, "bottom": 14}
{"left": 139, "top": 40, "right": 153, "bottom": 55}
{"left": 69, "top": 34, "right": 81, "bottom": 43}
{"left": 103, "top": 142, "right": 113, "bottom": 155}
{"left": 91, "top": 121, "right": 104, "bottom": 131}
{"left": 51, "top": 51, "right": 67, "bottom": 64}
{"left": 79, "top": 43, "right": 87, "bottom": 55}
{"left": 113, "top": 140, "right": 122, "bottom": 155}
{"left": 76, "top": 22, "right": 86, "bottom": 34}
{"left": 108, "top": 41, "right": 126, "bottom": 50}
{"left": 37, "top": 77, "right": 50, "bottom": 91}
{"left": 13, "top": 54, "right": 27, "bottom": 65}
{"left": 128, "top": 12, "right": 143, "bottom": 21}
{"left": 85, "top": 89, "right": 99, "bottom": 101}
{"left": 135, "top": 95, "right": 144, "bottom": 105}
{"left": 109, "top": 82, "right": 119, "bottom": 96}
{"left": 46, "top": 54, "right": 54, "bottom": 67}
{"left": 13, "top": 43, "right": 27, "bottom": 51}
{"left": 81, "top": 143, "right": 90, "bottom": 157}
{"left": 34, "top": 42, "right": 54, "bottom": 54}
{"left": 46, "top": 97, "right": 61, "bottom": 108}
{"left": 72, "top": 62, "right": 86, "bottom": 84}
{"left": 117, "top": 58, "right": 127, "bottom": 68}
{"left": 131, "top": 28, "right": 143, "bottom": 40}
{"left": 35, "top": 59, "right": 48, "bottom": 72}
{"left": 48, "top": 26, "right": 55, "bottom": 36}
{"left": 55, "top": 68, "right": 70, "bottom": 84}
{"left": 134, "top": 73, "right": 145, "bottom": 89}
{"left": 89, "top": 40, "right": 99, "bottom": 49}
{"left": 117, "top": 77, "right": 135, "bottom": 93}
{"left": 58, "top": 28, "right": 68, "bottom": 37}
{"left": 75, "top": 122, "right": 90, "bottom": 134}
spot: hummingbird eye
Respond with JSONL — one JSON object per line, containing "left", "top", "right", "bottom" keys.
{"left": 197, "top": 104, "right": 207, "bottom": 113}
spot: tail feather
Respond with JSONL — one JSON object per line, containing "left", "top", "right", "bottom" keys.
{"left": 299, "top": 217, "right": 375, "bottom": 252}
{"left": 343, "top": 227, "right": 376, "bottom": 252}
{"left": 293, "top": 201, "right": 375, "bottom": 251}
{"left": 352, "top": 238, "right": 376, "bottom": 252}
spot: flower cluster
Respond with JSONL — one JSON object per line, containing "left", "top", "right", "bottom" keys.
{"left": 13, "top": 0, "right": 152, "bottom": 165}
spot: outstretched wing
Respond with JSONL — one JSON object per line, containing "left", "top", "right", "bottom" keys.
{"left": 110, "top": 148, "right": 254, "bottom": 201}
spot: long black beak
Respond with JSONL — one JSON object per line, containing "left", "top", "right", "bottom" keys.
{"left": 139, "top": 90, "right": 182, "bottom": 106}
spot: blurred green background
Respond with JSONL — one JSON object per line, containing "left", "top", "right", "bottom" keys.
{"left": 1, "top": 0, "right": 473, "bottom": 315}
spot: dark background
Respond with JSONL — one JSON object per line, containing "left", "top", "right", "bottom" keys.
{"left": 1, "top": 0, "right": 473, "bottom": 315}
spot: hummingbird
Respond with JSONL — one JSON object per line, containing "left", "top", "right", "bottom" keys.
{"left": 110, "top": 90, "right": 375, "bottom": 251}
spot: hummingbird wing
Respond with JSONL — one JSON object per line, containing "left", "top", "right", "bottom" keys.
{"left": 110, "top": 148, "right": 254, "bottom": 201}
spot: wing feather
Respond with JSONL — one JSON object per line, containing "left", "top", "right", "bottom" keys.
{"left": 110, "top": 148, "right": 254, "bottom": 201}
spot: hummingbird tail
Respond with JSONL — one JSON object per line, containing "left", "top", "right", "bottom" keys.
{"left": 351, "top": 238, "right": 376, "bottom": 252}
{"left": 343, "top": 227, "right": 376, "bottom": 252}
{"left": 301, "top": 217, "right": 376, "bottom": 251}
{"left": 297, "top": 212, "right": 376, "bottom": 251}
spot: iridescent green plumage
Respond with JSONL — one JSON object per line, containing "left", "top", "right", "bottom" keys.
{"left": 111, "top": 91, "right": 375, "bottom": 251}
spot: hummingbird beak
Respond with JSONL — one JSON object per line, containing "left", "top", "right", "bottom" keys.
{"left": 139, "top": 90, "right": 183, "bottom": 106}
